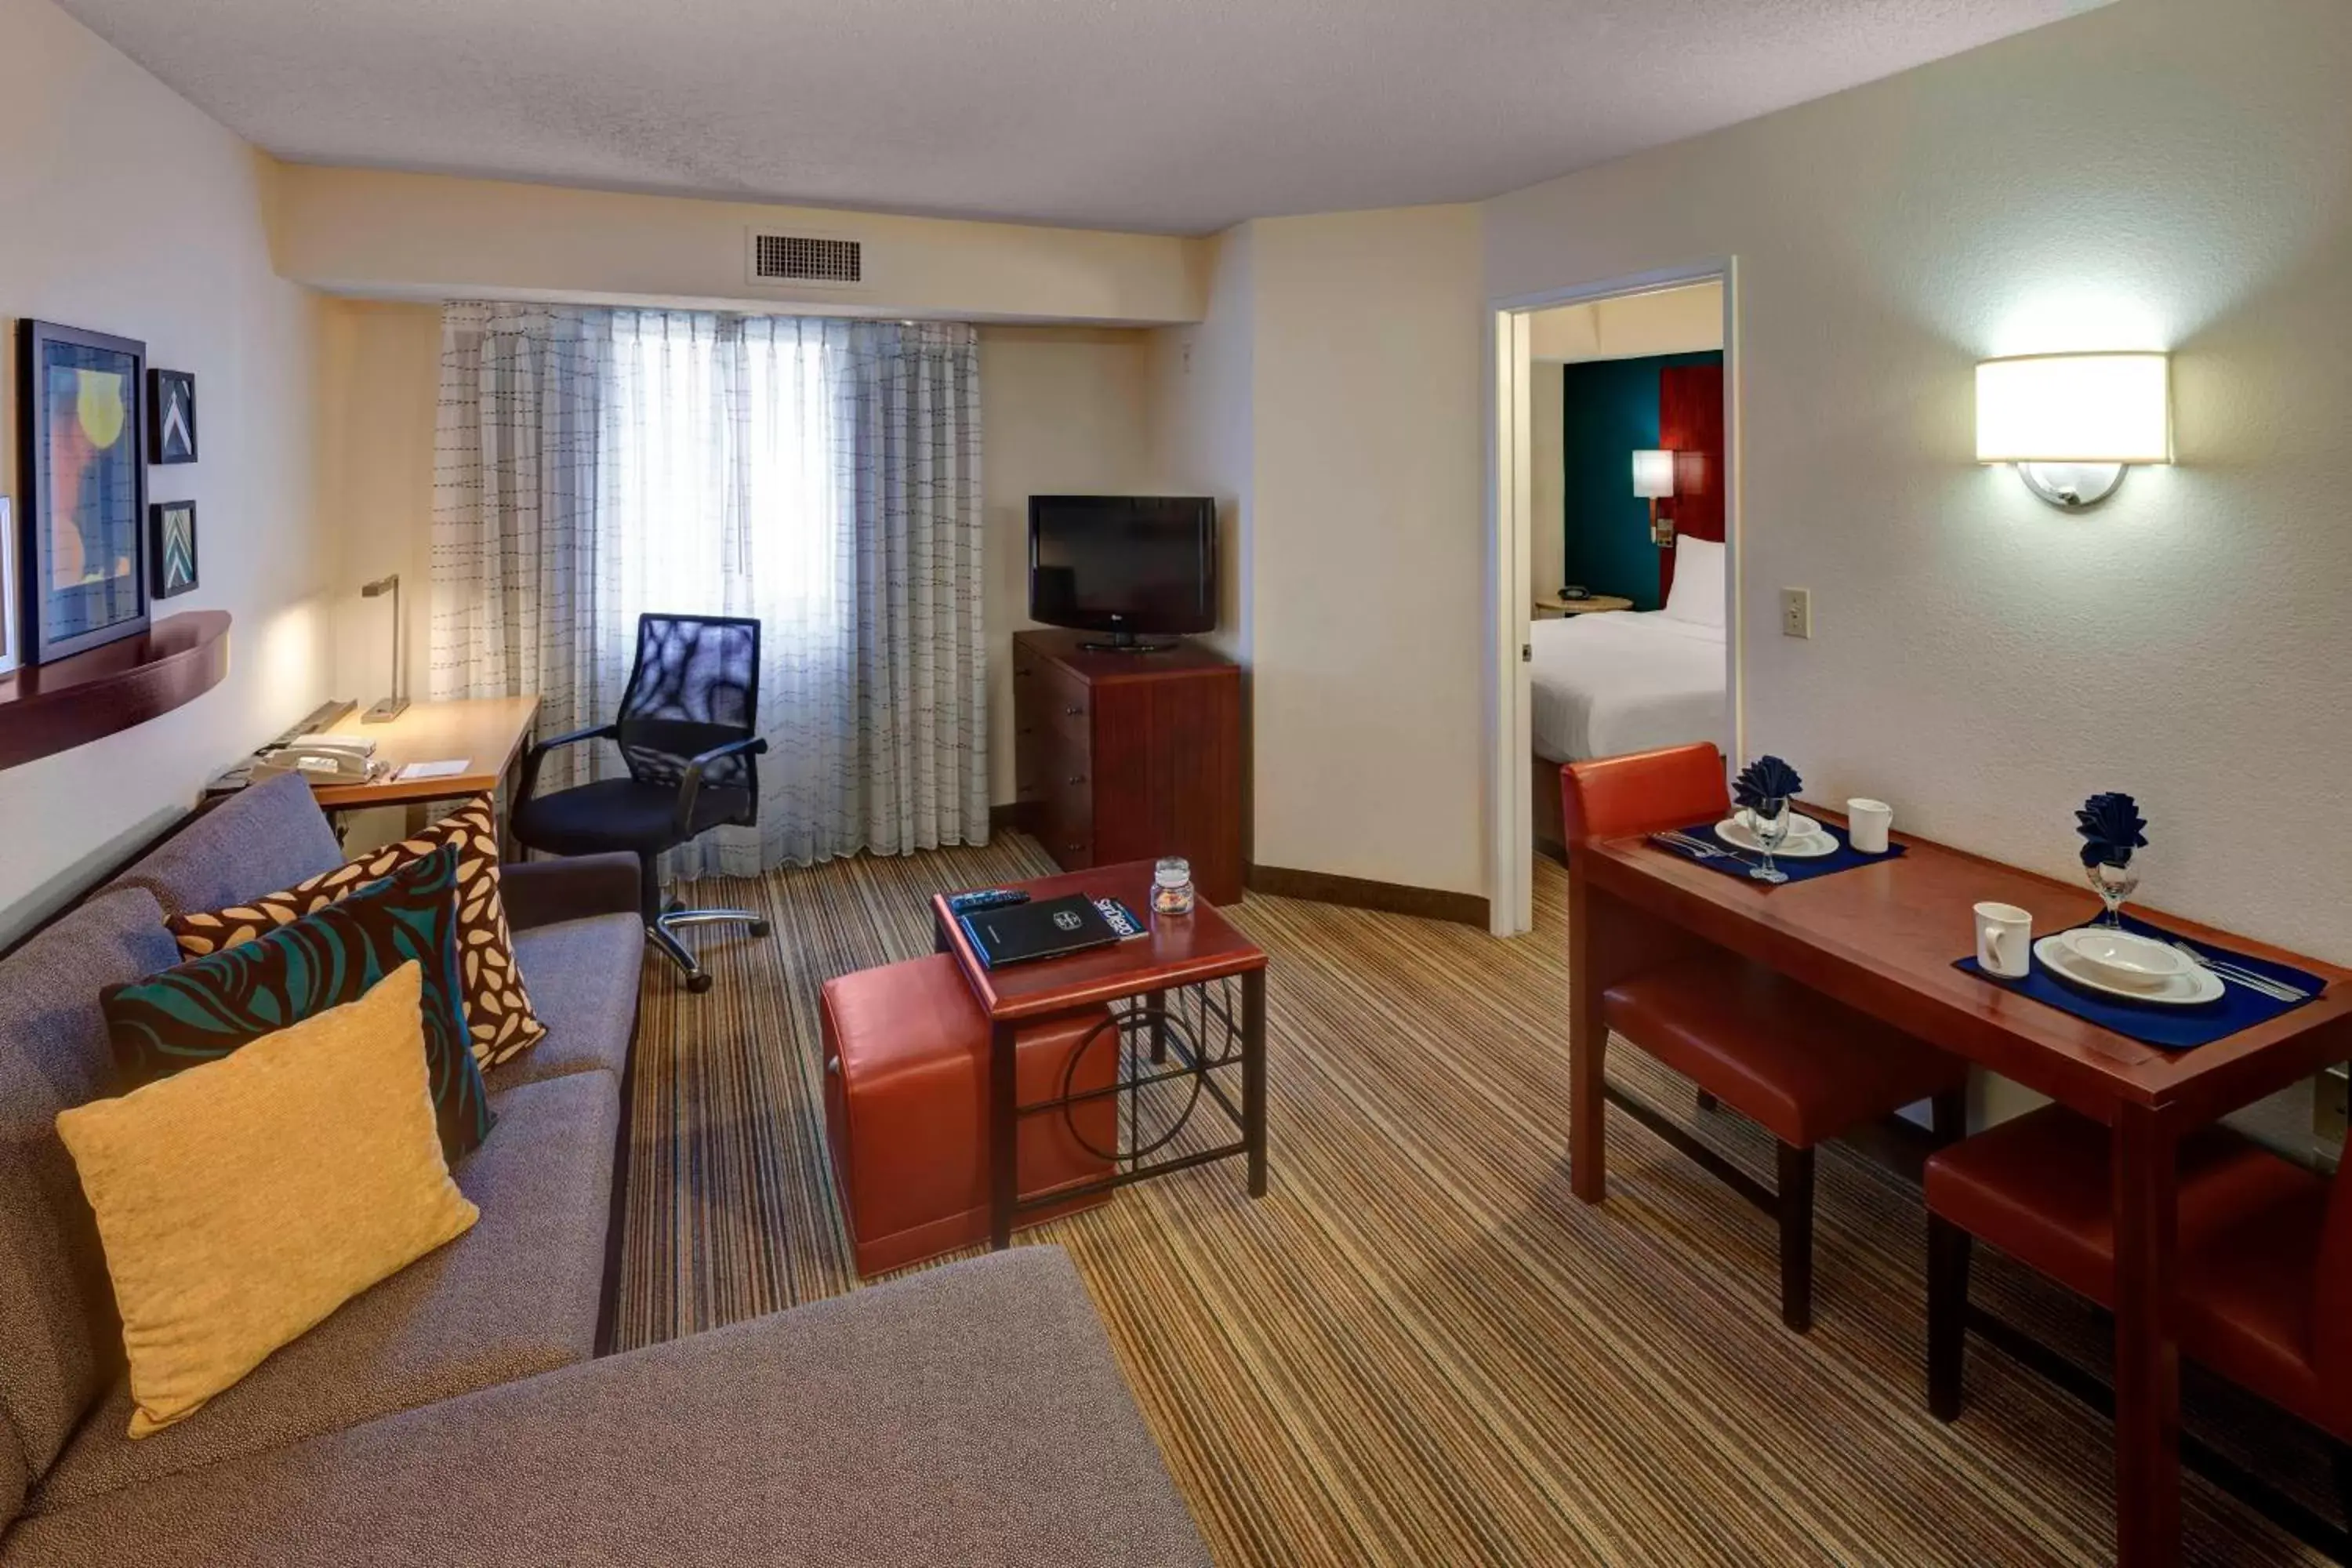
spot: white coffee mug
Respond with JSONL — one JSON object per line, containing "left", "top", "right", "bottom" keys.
{"left": 1974, "top": 902, "right": 2034, "bottom": 979}
{"left": 1847, "top": 798, "right": 1894, "bottom": 855}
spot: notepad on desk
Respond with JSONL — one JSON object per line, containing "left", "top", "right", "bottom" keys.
{"left": 394, "top": 758, "right": 470, "bottom": 782}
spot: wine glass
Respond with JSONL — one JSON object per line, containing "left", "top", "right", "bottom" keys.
{"left": 2085, "top": 860, "right": 2138, "bottom": 928}
{"left": 1749, "top": 799, "right": 1792, "bottom": 885}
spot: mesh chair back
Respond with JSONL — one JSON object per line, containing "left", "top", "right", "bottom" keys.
{"left": 614, "top": 614, "right": 761, "bottom": 807}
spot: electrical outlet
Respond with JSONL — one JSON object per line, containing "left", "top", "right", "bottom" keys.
{"left": 1780, "top": 588, "right": 1813, "bottom": 639}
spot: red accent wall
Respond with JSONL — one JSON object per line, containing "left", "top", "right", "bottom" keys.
{"left": 1657, "top": 364, "right": 1725, "bottom": 603}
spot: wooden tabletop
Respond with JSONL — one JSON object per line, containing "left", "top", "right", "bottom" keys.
{"left": 1584, "top": 817, "right": 2352, "bottom": 1123}
{"left": 310, "top": 696, "right": 541, "bottom": 808}
{"left": 934, "top": 859, "right": 1267, "bottom": 1023}
{"left": 1536, "top": 593, "right": 1633, "bottom": 615}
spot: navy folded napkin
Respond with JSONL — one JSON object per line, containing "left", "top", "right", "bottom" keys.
{"left": 2077, "top": 790, "right": 2149, "bottom": 869}
{"left": 1954, "top": 910, "right": 2324, "bottom": 1051}
{"left": 1733, "top": 755, "right": 1802, "bottom": 812}
{"left": 1647, "top": 818, "right": 1907, "bottom": 886}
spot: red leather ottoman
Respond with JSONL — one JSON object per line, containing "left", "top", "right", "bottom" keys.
{"left": 822, "top": 953, "right": 1117, "bottom": 1278}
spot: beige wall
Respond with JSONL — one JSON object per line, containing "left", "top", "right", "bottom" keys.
{"left": 1243, "top": 206, "right": 1487, "bottom": 895}
{"left": 270, "top": 165, "right": 1209, "bottom": 327}
{"left": 1530, "top": 363, "right": 1567, "bottom": 597}
{"left": 0, "top": 0, "right": 332, "bottom": 943}
{"left": 309, "top": 307, "right": 1161, "bottom": 810}
{"left": 1486, "top": 0, "right": 2352, "bottom": 968}
{"left": 978, "top": 326, "right": 1158, "bottom": 803}
{"left": 1530, "top": 283, "right": 1723, "bottom": 363}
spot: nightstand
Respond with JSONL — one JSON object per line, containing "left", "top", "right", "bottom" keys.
{"left": 1534, "top": 593, "right": 1633, "bottom": 619}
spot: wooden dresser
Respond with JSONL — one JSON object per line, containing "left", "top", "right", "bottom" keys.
{"left": 1011, "top": 630, "right": 1243, "bottom": 905}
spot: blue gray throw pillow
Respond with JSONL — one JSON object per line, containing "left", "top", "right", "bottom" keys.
{"left": 100, "top": 844, "right": 494, "bottom": 1162}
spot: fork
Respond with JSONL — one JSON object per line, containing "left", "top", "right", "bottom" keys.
{"left": 1654, "top": 830, "right": 1755, "bottom": 866}
{"left": 2162, "top": 939, "right": 2311, "bottom": 1003}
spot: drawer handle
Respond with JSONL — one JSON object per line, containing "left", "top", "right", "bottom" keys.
{"left": 1066, "top": 842, "right": 1084, "bottom": 852}
{"left": 1063, "top": 705, "right": 1083, "bottom": 716}
{"left": 1067, "top": 775, "right": 1086, "bottom": 786}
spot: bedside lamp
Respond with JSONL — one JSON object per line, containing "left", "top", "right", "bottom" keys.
{"left": 359, "top": 574, "right": 408, "bottom": 723}
{"left": 1633, "top": 448, "right": 1677, "bottom": 546}
{"left": 1976, "top": 352, "right": 2171, "bottom": 510}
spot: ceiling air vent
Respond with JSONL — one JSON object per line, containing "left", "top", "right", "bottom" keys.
{"left": 748, "top": 231, "right": 862, "bottom": 287}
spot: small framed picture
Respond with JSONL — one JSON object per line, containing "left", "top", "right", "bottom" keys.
{"left": 0, "top": 498, "right": 19, "bottom": 679}
{"left": 150, "top": 500, "right": 198, "bottom": 599}
{"left": 149, "top": 368, "right": 198, "bottom": 465}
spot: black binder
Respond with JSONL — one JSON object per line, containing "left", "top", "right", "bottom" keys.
{"left": 959, "top": 894, "right": 1120, "bottom": 969}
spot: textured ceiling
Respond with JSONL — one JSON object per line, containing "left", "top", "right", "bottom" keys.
{"left": 59, "top": 0, "right": 2099, "bottom": 234}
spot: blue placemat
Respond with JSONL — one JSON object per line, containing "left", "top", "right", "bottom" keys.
{"left": 1954, "top": 912, "right": 2326, "bottom": 1051}
{"left": 1647, "top": 818, "right": 1908, "bottom": 885}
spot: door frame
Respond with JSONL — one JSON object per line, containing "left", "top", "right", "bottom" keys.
{"left": 1484, "top": 259, "right": 1743, "bottom": 937}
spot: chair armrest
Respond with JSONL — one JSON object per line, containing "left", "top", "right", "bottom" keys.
{"left": 518, "top": 723, "right": 618, "bottom": 804}
{"left": 499, "top": 852, "right": 644, "bottom": 931}
{"left": 672, "top": 735, "right": 770, "bottom": 840}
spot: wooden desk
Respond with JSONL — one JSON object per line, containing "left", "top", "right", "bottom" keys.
{"left": 1533, "top": 592, "right": 1632, "bottom": 619}
{"left": 311, "top": 697, "right": 540, "bottom": 819}
{"left": 1568, "top": 821, "right": 2352, "bottom": 1568}
{"left": 932, "top": 860, "right": 1269, "bottom": 1249}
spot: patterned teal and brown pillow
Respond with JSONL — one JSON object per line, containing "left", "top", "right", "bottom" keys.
{"left": 100, "top": 844, "right": 495, "bottom": 1162}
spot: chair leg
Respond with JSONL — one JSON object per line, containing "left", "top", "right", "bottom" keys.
{"left": 652, "top": 906, "right": 773, "bottom": 995}
{"left": 1930, "top": 1084, "right": 1969, "bottom": 1146}
{"left": 1777, "top": 1142, "right": 1816, "bottom": 1334}
{"left": 1927, "top": 1213, "right": 1973, "bottom": 1421}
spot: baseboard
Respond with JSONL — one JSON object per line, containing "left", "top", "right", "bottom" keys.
{"left": 1245, "top": 862, "right": 1488, "bottom": 927}
{"left": 989, "top": 804, "right": 1025, "bottom": 835}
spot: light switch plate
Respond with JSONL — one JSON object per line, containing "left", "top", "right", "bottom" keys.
{"left": 1780, "top": 587, "right": 1813, "bottom": 639}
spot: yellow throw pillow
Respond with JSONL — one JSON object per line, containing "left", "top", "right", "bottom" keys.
{"left": 55, "top": 963, "right": 480, "bottom": 1437}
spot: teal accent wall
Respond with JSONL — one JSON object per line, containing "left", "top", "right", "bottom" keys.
{"left": 1558, "top": 350, "right": 1722, "bottom": 611}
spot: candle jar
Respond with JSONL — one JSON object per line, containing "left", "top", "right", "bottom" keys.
{"left": 1152, "top": 857, "right": 1196, "bottom": 916}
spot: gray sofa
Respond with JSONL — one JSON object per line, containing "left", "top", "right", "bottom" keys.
{"left": 0, "top": 775, "right": 1209, "bottom": 1566}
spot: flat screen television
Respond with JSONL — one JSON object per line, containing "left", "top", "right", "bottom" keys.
{"left": 1028, "top": 495, "right": 1217, "bottom": 652}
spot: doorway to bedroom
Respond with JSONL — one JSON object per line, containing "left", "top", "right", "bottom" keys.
{"left": 1488, "top": 269, "right": 1737, "bottom": 936}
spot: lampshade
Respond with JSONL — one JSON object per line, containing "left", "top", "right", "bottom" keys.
{"left": 1975, "top": 353, "right": 2171, "bottom": 464}
{"left": 1632, "top": 449, "right": 1676, "bottom": 499}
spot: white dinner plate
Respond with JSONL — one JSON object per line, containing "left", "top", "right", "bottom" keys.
{"left": 1714, "top": 816, "right": 1838, "bottom": 858}
{"left": 2033, "top": 934, "right": 2225, "bottom": 1007}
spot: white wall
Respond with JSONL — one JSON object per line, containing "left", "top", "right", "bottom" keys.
{"left": 1530, "top": 363, "right": 1567, "bottom": 597}
{"left": 1486, "top": 0, "right": 2352, "bottom": 967}
{"left": 1245, "top": 206, "right": 1487, "bottom": 895}
{"left": 318, "top": 300, "right": 439, "bottom": 705}
{"left": 1147, "top": 230, "right": 1257, "bottom": 668}
{"left": 0, "top": 0, "right": 331, "bottom": 943}
{"left": 270, "top": 165, "right": 1208, "bottom": 328}
{"left": 978, "top": 326, "right": 1157, "bottom": 803}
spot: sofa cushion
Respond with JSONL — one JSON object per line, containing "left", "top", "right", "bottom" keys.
{"left": 1, "top": 1248, "right": 1211, "bottom": 1568}
{"left": 489, "top": 914, "right": 643, "bottom": 1087}
{"left": 56, "top": 965, "right": 481, "bottom": 1439}
{"left": 0, "top": 887, "right": 180, "bottom": 1504}
{"left": 103, "top": 845, "right": 495, "bottom": 1165}
{"left": 31, "top": 1069, "right": 618, "bottom": 1515}
{"left": 167, "top": 797, "right": 549, "bottom": 1073}
{"left": 103, "top": 773, "right": 343, "bottom": 921}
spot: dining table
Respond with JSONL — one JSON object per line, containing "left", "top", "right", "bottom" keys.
{"left": 1566, "top": 810, "right": 2352, "bottom": 1568}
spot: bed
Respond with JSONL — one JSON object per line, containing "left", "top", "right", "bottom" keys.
{"left": 1530, "top": 539, "right": 1728, "bottom": 860}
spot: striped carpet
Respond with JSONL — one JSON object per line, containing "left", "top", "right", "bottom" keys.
{"left": 614, "top": 838, "right": 2329, "bottom": 1566}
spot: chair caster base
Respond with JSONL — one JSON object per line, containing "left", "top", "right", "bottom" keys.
{"left": 684, "top": 971, "right": 715, "bottom": 994}
{"left": 750, "top": 918, "right": 772, "bottom": 938}
{"left": 648, "top": 906, "right": 769, "bottom": 993}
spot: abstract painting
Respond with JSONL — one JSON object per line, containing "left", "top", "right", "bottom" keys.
{"left": 0, "top": 499, "right": 18, "bottom": 679}
{"left": 16, "top": 321, "right": 148, "bottom": 662}
{"left": 151, "top": 501, "right": 198, "bottom": 599}
{"left": 150, "top": 368, "right": 198, "bottom": 464}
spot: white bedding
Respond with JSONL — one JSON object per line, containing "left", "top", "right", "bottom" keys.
{"left": 1529, "top": 610, "right": 1726, "bottom": 763}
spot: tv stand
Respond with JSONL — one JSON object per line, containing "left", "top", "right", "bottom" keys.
{"left": 1011, "top": 630, "right": 1243, "bottom": 904}
{"left": 1077, "top": 630, "right": 1178, "bottom": 655}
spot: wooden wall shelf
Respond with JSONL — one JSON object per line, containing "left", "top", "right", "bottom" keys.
{"left": 0, "top": 611, "right": 232, "bottom": 770}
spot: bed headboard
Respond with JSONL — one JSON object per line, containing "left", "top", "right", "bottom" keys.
{"left": 1658, "top": 363, "right": 1725, "bottom": 603}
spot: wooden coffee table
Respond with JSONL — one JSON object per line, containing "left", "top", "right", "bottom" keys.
{"left": 932, "top": 860, "right": 1269, "bottom": 1249}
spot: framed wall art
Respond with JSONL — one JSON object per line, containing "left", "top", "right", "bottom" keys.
{"left": 150, "top": 500, "right": 198, "bottom": 599}
{"left": 16, "top": 321, "right": 149, "bottom": 663}
{"left": 149, "top": 368, "right": 197, "bottom": 464}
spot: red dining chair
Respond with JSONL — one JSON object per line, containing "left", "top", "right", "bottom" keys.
{"left": 1565, "top": 742, "right": 1971, "bottom": 1330}
{"left": 1926, "top": 1105, "right": 2352, "bottom": 1485}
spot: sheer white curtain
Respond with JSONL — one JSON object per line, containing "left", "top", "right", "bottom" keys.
{"left": 431, "top": 303, "right": 987, "bottom": 877}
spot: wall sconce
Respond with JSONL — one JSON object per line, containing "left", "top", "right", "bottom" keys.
{"left": 1976, "top": 352, "right": 2171, "bottom": 510}
{"left": 358, "top": 573, "right": 409, "bottom": 723}
{"left": 1632, "top": 448, "right": 1677, "bottom": 546}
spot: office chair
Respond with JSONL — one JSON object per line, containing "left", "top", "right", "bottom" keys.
{"left": 514, "top": 613, "right": 771, "bottom": 993}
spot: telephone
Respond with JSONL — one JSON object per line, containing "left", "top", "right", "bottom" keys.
{"left": 253, "top": 739, "right": 379, "bottom": 784}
